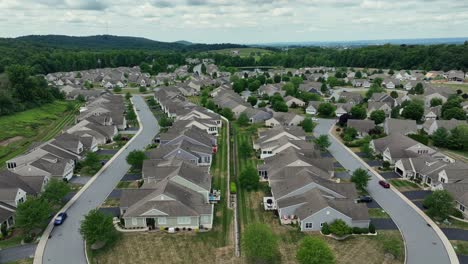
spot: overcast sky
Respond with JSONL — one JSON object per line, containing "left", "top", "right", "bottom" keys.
{"left": 1, "top": 0, "right": 467, "bottom": 44}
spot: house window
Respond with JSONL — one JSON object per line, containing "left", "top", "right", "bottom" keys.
{"left": 177, "top": 217, "right": 191, "bottom": 224}
{"left": 460, "top": 204, "right": 465, "bottom": 212}
{"left": 158, "top": 217, "right": 167, "bottom": 225}
{"left": 305, "top": 222, "right": 313, "bottom": 229}
{"left": 201, "top": 215, "right": 210, "bottom": 224}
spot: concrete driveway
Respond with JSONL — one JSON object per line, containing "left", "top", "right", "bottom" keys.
{"left": 41, "top": 96, "right": 159, "bottom": 264}
{"left": 314, "top": 118, "right": 452, "bottom": 264}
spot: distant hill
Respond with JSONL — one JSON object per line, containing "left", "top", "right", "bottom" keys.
{"left": 256, "top": 37, "right": 468, "bottom": 48}
{"left": 12, "top": 35, "right": 245, "bottom": 51}
{"left": 174, "top": 40, "right": 193, "bottom": 45}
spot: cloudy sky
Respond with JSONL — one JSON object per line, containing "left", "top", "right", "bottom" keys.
{"left": 1, "top": 0, "right": 467, "bottom": 44}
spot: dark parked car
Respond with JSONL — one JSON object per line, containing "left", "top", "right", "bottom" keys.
{"left": 357, "top": 196, "right": 373, "bottom": 203}
{"left": 379, "top": 180, "right": 390, "bottom": 189}
{"left": 54, "top": 212, "right": 68, "bottom": 226}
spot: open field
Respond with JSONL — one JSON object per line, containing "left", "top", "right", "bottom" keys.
{"left": 232, "top": 123, "right": 404, "bottom": 264}
{"left": 208, "top": 48, "right": 273, "bottom": 57}
{"left": 0, "top": 100, "right": 80, "bottom": 168}
{"left": 91, "top": 122, "right": 234, "bottom": 264}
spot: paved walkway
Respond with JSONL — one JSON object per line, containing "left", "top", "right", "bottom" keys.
{"left": 40, "top": 96, "right": 159, "bottom": 264}
{"left": 315, "top": 118, "right": 454, "bottom": 264}
{"left": 0, "top": 243, "right": 36, "bottom": 263}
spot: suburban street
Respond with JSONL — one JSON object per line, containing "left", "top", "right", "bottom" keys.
{"left": 41, "top": 96, "right": 159, "bottom": 264}
{"left": 314, "top": 118, "right": 452, "bottom": 264}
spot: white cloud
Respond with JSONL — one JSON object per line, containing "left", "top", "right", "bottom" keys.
{"left": 0, "top": 0, "right": 466, "bottom": 43}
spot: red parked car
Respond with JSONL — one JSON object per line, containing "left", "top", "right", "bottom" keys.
{"left": 379, "top": 180, "right": 390, "bottom": 188}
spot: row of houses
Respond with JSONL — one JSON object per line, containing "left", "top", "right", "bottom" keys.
{"left": 0, "top": 94, "right": 127, "bottom": 231}
{"left": 252, "top": 125, "right": 370, "bottom": 231}
{"left": 118, "top": 87, "right": 224, "bottom": 230}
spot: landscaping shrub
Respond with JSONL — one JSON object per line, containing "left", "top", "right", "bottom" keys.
{"left": 321, "top": 222, "right": 330, "bottom": 235}
{"left": 407, "top": 133, "right": 429, "bottom": 145}
{"left": 452, "top": 209, "right": 464, "bottom": 218}
{"left": 369, "top": 224, "right": 376, "bottom": 234}
{"left": 296, "top": 236, "right": 335, "bottom": 264}
{"left": 329, "top": 219, "right": 352, "bottom": 237}
{"left": 382, "top": 161, "right": 391, "bottom": 170}
{"left": 352, "top": 227, "right": 362, "bottom": 234}
{"left": 336, "top": 127, "right": 341, "bottom": 132}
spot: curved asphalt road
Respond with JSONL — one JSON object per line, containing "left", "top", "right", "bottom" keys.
{"left": 315, "top": 118, "right": 452, "bottom": 264}
{"left": 42, "top": 96, "right": 159, "bottom": 264}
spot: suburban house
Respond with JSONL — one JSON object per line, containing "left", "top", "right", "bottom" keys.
{"left": 339, "top": 91, "right": 363, "bottom": 105}
{"left": 423, "top": 106, "right": 442, "bottom": 121}
{"left": 306, "top": 101, "right": 321, "bottom": 115}
{"left": 258, "top": 137, "right": 318, "bottom": 159}
{"left": 157, "top": 126, "right": 217, "bottom": 149}
{"left": 259, "top": 148, "right": 368, "bottom": 231}
{"left": 120, "top": 159, "right": 213, "bottom": 230}
{"left": 240, "top": 108, "right": 271, "bottom": 123}
{"left": 258, "top": 84, "right": 284, "bottom": 97}
{"left": 265, "top": 112, "right": 304, "bottom": 127}
{"left": 299, "top": 82, "right": 323, "bottom": 94}
{"left": 78, "top": 95, "right": 127, "bottom": 130}
{"left": 368, "top": 93, "right": 396, "bottom": 107}
{"left": 383, "top": 118, "right": 417, "bottom": 135}
{"left": 347, "top": 120, "right": 376, "bottom": 138}
{"left": 284, "top": 96, "right": 306, "bottom": 108}
{"left": 423, "top": 86, "right": 455, "bottom": 107}
{"left": 367, "top": 102, "right": 392, "bottom": 117}
{"left": 253, "top": 126, "right": 306, "bottom": 150}
{"left": 444, "top": 183, "right": 468, "bottom": 218}
{"left": 423, "top": 119, "right": 466, "bottom": 135}
{"left": 148, "top": 140, "right": 213, "bottom": 167}
{"left": 370, "top": 133, "right": 436, "bottom": 164}
{"left": 335, "top": 103, "right": 353, "bottom": 117}
{"left": 447, "top": 70, "right": 465, "bottom": 82}
{"left": 394, "top": 155, "right": 464, "bottom": 188}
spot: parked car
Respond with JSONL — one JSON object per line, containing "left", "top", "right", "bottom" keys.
{"left": 379, "top": 180, "right": 390, "bottom": 189}
{"left": 54, "top": 212, "right": 68, "bottom": 226}
{"left": 357, "top": 196, "right": 373, "bottom": 203}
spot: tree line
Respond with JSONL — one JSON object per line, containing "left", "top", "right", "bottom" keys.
{"left": 0, "top": 64, "right": 65, "bottom": 116}
{"left": 209, "top": 43, "right": 468, "bottom": 71}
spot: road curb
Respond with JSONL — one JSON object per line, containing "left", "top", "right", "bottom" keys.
{"left": 33, "top": 96, "right": 145, "bottom": 264}
{"left": 328, "top": 125, "right": 459, "bottom": 264}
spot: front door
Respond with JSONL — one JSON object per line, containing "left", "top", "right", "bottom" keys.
{"left": 146, "top": 218, "right": 155, "bottom": 230}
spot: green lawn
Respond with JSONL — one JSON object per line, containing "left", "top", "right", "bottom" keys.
{"left": 0, "top": 234, "right": 24, "bottom": 249}
{"left": 389, "top": 179, "right": 420, "bottom": 191}
{"left": 5, "top": 259, "right": 33, "bottom": 264}
{"left": 444, "top": 83, "right": 468, "bottom": 93}
{"left": 0, "top": 100, "right": 80, "bottom": 168}
{"left": 368, "top": 208, "right": 390, "bottom": 219}
{"left": 441, "top": 218, "right": 468, "bottom": 230}
{"left": 451, "top": 240, "right": 468, "bottom": 255}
